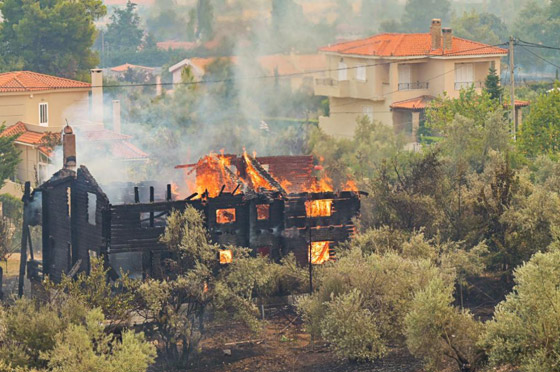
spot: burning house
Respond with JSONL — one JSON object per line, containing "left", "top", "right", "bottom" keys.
{"left": 19, "top": 125, "right": 363, "bottom": 292}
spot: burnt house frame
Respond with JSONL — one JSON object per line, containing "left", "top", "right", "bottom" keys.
{"left": 21, "top": 158, "right": 362, "bottom": 285}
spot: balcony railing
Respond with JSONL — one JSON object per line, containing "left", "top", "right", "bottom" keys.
{"left": 454, "top": 81, "right": 484, "bottom": 90}
{"left": 315, "top": 77, "right": 338, "bottom": 86}
{"left": 398, "top": 82, "right": 429, "bottom": 90}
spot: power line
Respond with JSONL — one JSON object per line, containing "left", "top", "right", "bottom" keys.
{"left": 518, "top": 45, "right": 560, "bottom": 70}
{"left": 9, "top": 42, "right": 508, "bottom": 91}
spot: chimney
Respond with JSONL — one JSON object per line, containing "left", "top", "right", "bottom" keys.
{"left": 430, "top": 18, "right": 442, "bottom": 50}
{"left": 442, "top": 27, "right": 453, "bottom": 50}
{"left": 156, "top": 75, "right": 162, "bottom": 96}
{"left": 62, "top": 124, "right": 76, "bottom": 171}
{"left": 91, "top": 69, "right": 103, "bottom": 124}
{"left": 112, "top": 100, "right": 121, "bottom": 134}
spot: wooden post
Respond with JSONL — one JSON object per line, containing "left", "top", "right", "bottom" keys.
{"left": 18, "top": 182, "right": 31, "bottom": 297}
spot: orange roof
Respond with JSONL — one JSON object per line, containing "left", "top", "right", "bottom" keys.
{"left": 320, "top": 33, "right": 507, "bottom": 57}
{"left": 391, "top": 95, "right": 435, "bottom": 110}
{"left": 0, "top": 122, "right": 54, "bottom": 155}
{"left": 110, "top": 63, "right": 155, "bottom": 73}
{"left": 0, "top": 71, "right": 90, "bottom": 93}
{"left": 503, "top": 100, "right": 530, "bottom": 108}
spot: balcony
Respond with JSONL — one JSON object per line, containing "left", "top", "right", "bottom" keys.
{"left": 314, "top": 78, "right": 384, "bottom": 100}
{"left": 454, "top": 81, "right": 484, "bottom": 90}
{"left": 398, "top": 82, "right": 429, "bottom": 91}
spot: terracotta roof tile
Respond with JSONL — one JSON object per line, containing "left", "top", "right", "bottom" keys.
{"left": 320, "top": 33, "right": 507, "bottom": 57}
{"left": 0, "top": 122, "right": 46, "bottom": 145}
{"left": 0, "top": 71, "right": 90, "bottom": 93}
{"left": 390, "top": 95, "right": 435, "bottom": 110}
{"left": 82, "top": 129, "right": 131, "bottom": 141}
{"left": 110, "top": 63, "right": 155, "bottom": 73}
{"left": 110, "top": 141, "right": 149, "bottom": 160}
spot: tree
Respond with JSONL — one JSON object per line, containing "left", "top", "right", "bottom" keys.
{"left": 136, "top": 207, "right": 280, "bottom": 367}
{"left": 405, "top": 277, "right": 485, "bottom": 372}
{"left": 482, "top": 248, "right": 560, "bottom": 371}
{"left": 0, "top": 297, "right": 155, "bottom": 371}
{"left": 400, "top": 0, "right": 451, "bottom": 32}
{"left": 0, "top": 125, "right": 20, "bottom": 190}
{"left": 518, "top": 87, "right": 560, "bottom": 156}
{"left": 484, "top": 66, "right": 503, "bottom": 101}
{"left": 104, "top": 1, "right": 144, "bottom": 53}
{"left": 452, "top": 11, "right": 509, "bottom": 46}
{"left": 195, "top": 0, "right": 214, "bottom": 41}
{"left": 0, "top": 0, "right": 106, "bottom": 80}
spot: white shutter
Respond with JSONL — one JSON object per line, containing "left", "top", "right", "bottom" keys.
{"left": 398, "top": 64, "right": 411, "bottom": 89}
{"left": 338, "top": 62, "right": 348, "bottom": 81}
{"left": 356, "top": 65, "right": 366, "bottom": 81}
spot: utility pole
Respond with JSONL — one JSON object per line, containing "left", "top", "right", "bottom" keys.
{"left": 510, "top": 36, "right": 516, "bottom": 140}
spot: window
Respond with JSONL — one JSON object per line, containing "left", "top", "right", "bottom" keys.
{"left": 338, "top": 61, "right": 348, "bottom": 81}
{"left": 356, "top": 65, "right": 366, "bottom": 81}
{"left": 309, "top": 241, "right": 331, "bottom": 265}
{"left": 455, "top": 63, "right": 474, "bottom": 89}
{"left": 39, "top": 103, "right": 48, "bottom": 126}
{"left": 398, "top": 64, "right": 411, "bottom": 89}
{"left": 87, "top": 193, "right": 97, "bottom": 225}
{"left": 216, "top": 208, "right": 236, "bottom": 224}
{"left": 362, "top": 106, "right": 374, "bottom": 121}
{"left": 219, "top": 249, "right": 233, "bottom": 264}
{"left": 66, "top": 187, "right": 71, "bottom": 217}
{"left": 256, "top": 204, "right": 270, "bottom": 220}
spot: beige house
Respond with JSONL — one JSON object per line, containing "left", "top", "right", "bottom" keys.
{"left": 0, "top": 70, "right": 147, "bottom": 191}
{"left": 315, "top": 19, "right": 509, "bottom": 139}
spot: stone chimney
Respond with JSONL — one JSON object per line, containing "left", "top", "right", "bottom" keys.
{"left": 442, "top": 27, "right": 453, "bottom": 50}
{"left": 112, "top": 100, "right": 121, "bottom": 134}
{"left": 63, "top": 124, "right": 76, "bottom": 171}
{"left": 156, "top": 75, "right": 162, "bottom": 96}
{"left": 430, "top": 19, "right": 442, "bottom": 50}
{"left": 91, "top": 69, "right": 103, "bottom": 124}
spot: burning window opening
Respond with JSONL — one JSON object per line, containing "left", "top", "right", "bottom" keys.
{"left": 309, "top": 241, "right": 331, "bottom": 265}
{"left": 219, "top": 249, "right": 233, "bottom": 264}
{"left": 216, "top": 208, "right": 236, "bottom": 224}
{"left": 256, "top": 204, "right": 270, "bottom": 220}
{"left": 305, "top": 199, "right": 333, "bottom": 217}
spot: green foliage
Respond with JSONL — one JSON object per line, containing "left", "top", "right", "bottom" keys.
{"left": 485, "top": 66, "right": 504, "bottom": 101}
{"left": 297, "top": 247, "right": 445, "bottom": 360}
{"left": 104, "top": 1, "right": 144, "bottom": 53}
{"left": 400, "top": 0, "right": 451, "bottom": 32}
{"left": 0, "top": 125, "right": 21, "bottom": 189}
{"left": 518, "top": 87, "right": 560, "bottom": 156}
{"left": 321, "top": 289, "right": 385, "bottom": 361}
{"left": 47, "top": 257, "right": 139, "bottom": 330}
{"left": 138, "top": 207, "right": 285, "bottom": 367}
{"left": 0, "top": 297, "right": 155, "bottom": 372}
{"left": 0, "top": 0, "right": 106, "bottom": 80}
{"left": 426, "top": 87, "right": 503, "bottom": 134}
{"left": 195, "top": 0, "right": 214, "bottom": 41}
{"left": 452, "top": 11, "right": 509, "bottom": 45}
{"left": 483, "top": 248, "right": 560, "bottom": 371}
{"left": 405, "top": 277, "right": 485, "bottom": 372}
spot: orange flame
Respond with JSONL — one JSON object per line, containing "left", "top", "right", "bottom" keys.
{"left": 216, "top": 208, "right": 236, "bottom": 224}
{"left": 220, "top": 249, "right": 233, "bottom": 264}
{"left": 345, "top": 179, "right": 358, "bottom": 192}
{"left": 243, "top": 151, "right": 273, "bottom": 191}
{"left": 193, "top": 153, "right": 237, "bottom": 197}
{"left": 306, "top": 199, "right": 333, "bottom": 217}
{"left": 309, "top": 241, "right": 330, "bottom": 264}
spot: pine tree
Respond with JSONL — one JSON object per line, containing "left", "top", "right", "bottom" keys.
{"left": 485, "top": 66, "right": 503, "bottom": 101}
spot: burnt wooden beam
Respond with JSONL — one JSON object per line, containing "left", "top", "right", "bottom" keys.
{"left": 244, "top": 155, "right": 287, "bottom": 196}
{"left": 18, "top": 182, "right": 31, "bottom": 297}
{"left": 167, "top": 184, "right": 172, "bottom": 201}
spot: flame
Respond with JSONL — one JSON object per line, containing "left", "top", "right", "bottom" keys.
{"left": 256, "top": 204, "right": 270, "bottom": 220}
{"left": 243, "top": 151, "right": 273, "bottom": 191}
{"left": 193, "top": 153, "right": 237, "bottom": 197}
{"left": 171, "top": 182, "right": 179, "bottom": 197}
{"left": 309, "top": 241, "right": 330, "bottom": 264}
{"left": 305, "top": 199, "right": 333, "bottom": 217}
{"left": 345, "top": 179, "right": 358, "bottom": 192}
{"left": 279, "top": 178, "right": 292, "bottom": 193}
{"left": 220, "top": 249, "right": 233, "bottom": 264}
{"left": 216, "top": 208, "right": 236, "bottom": 224}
